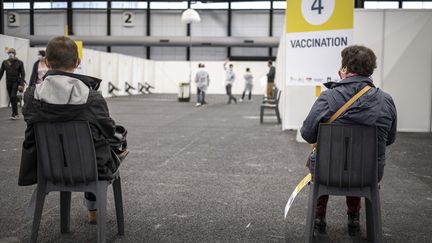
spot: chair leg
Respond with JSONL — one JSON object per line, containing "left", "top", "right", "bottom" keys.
{"left": 31, "top": 183, "right": 47, "bottom": 243}
{"left": 113, "top": 177, "right": 125, "bottom": 236}
{"left": 372, "top": 190, "right": 383, "bottom": 243}
{"left": 365, "top": 196, "right": 380, "bottom": 242}
{"left": 60, "top": 191, "right": 72, "bottom": 233}
{"left": 97, "top": 184, "right": 108, "bottom": 243}
{"left": 275, "top": 107, "right": 281, "bottom": 124}
{"left": 260, "top": 107, "right": 264, "bottom": 124}
{"left": 365, "top": 197, "right": 372, "bottom": 239}
{"left": 305, "top": 185, "right": 318, "bottom": 243}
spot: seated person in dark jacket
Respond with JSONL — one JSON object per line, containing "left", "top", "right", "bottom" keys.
{"left": 19, "top": 36, "right": 127, "bottom": 224}
{"left": 300, "top": 45, "right": 397, "bottom": 236}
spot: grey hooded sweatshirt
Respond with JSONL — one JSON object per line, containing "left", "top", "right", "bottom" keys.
{"left": 301, "top": 76, "right": 397, "bottom": 176}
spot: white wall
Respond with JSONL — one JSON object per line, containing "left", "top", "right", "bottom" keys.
{"left": 279, "top": 9, "right": 432, "bottom": 132}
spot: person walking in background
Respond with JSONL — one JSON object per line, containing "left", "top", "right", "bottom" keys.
{"left": 240, "top": 68, "right": 253, "bottom": 102}
{"left": 266, "top": 60, "right": 276, "bottom": 97}
{"left": 223, "top": 60, "right": 237, "bottom": 104}
{"left": 0, "top": 48, "right": 26, "bottom": 120}
{"left": 29, "top": 50, "right": 48, "bottom": 86}
{"left": 195, "top": 63, "right": 210, "bottom": 107}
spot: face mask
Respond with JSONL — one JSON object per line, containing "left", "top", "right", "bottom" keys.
{"left": 8, "top": 53, "right": 15, "bottom": 59}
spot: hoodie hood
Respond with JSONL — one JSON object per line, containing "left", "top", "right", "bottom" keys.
{"left": 35, "top": 71, "right": 95, "bottom": 105}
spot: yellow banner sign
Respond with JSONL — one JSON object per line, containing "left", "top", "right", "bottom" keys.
{"left": 286, "top": 0, "right": 353, "bottom": 33}
{"left": 75, "top": 40, "right": 83, "bottom": 60}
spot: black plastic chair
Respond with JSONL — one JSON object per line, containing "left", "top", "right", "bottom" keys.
{"left": 305, "top": 124, "right": 382, "bottom": 243}
{"left": 260, "top": 89, "right": 282, "bottom": 124}
{"left": 31, "top": 121, "right": 124, "bottom": 243}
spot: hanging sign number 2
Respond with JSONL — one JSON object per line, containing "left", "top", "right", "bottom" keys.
{"left": 301, "top": 0, "right": 335, "bottom": 26}
{"left": 122, "top": 12, "right": 134, "bottom": 27}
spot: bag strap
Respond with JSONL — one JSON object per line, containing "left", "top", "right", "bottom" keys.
{"left": 325, "top": 85, "right": 372, "bottom": 123}
{"left": 311, "top": 85, "right": 372, "bottom": 150}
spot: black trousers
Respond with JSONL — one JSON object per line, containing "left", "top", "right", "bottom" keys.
{"left": 197, "top": 88, "right": 206, "bottom": 104}
{"left": 6, "top": 80, "right": 19, "bottom": 116}
{"left": 241, "top": 91, "right": 252, "bottom": 100}
{"left": 225, "top": 84, "right": 237, "bottom": 104}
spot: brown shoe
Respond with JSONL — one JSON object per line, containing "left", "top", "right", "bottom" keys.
{"left": 117, "top": 149, "right": 129, "bottom": 161}
{"left": 88, "top": 210, "right": 97, "bottom": 224}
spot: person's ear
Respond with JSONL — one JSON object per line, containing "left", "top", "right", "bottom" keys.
{"left": 341, "top": 66, "right": 348, "bottom": 74}
{"left": 75, "top": 58, "right": 81, "bottom": 68}
{"left": 44, "top": 58, "right": 51, "bottom": 69}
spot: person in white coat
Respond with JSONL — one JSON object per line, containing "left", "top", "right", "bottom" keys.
{"left": 240, "top": 68, "right": 253, "bottom": 102}
{"left": 223, "top": 61, "right": 237, "bottom": 104}
{"left": 195, "top": 63, "right": 210, "bottom": 107}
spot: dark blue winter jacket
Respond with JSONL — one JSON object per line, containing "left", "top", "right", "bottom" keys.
{"left": 301, "top": 75, "right": 397, "bottom": 176}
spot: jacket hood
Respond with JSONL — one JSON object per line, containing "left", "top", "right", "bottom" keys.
{"left": 42, "top": 70, "right": 102, "bottom": 90}
{"left": 323, "top": 75, "right": 375, "bottom": 89}
{"left": 35, "top": 71, "right": 92, "bottom": 105}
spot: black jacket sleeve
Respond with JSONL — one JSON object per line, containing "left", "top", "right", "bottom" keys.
{"left": 0, "top": 61, "right": 5, "bottom": 80}
{"left": 300, "top": 91, "right": 332, "bottom": 144}
{"left": 29, "top": 61, "right": 39, "bottom": 86}
{"left": 19, "top": 60, "right": 26, "bottom": 84}
{"left": 18, "top": 86, "right": 38, "bottom": 186}
{"left": 267, "top": 66, "right": 276, "bottom": 82}
{"left": 386, "top": 96, "right": 397, "bottom": 146}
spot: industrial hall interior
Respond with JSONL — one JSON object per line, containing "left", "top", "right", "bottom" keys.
{"left": 1, "top": 0, "right": 432, "bottom": 242}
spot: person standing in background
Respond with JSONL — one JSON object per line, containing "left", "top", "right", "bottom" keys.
{"left": 29, "top": 50, "right": 48, "bottom": 86}
{"left": 0, "top": 48, "right": 26, "bottom": 120}
{"left": 240, "top": 68, "right": 253, "bottom": 102}
{"left": 266, "top": 61, "right": 276, "bottom": 97}
{"left": 195, "top": 63, "right": 210, "bottom": 107}
{"left": 223, "top": 60, "right": 237, "bottom": 104}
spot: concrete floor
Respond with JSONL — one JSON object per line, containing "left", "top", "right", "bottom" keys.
{"left": 0, "top": 94, "right": 431, "bottom": 243}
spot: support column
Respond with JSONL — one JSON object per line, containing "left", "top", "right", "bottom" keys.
{"left": 227, "top": 1, "right": 232, "bottom": 58}
{"left": 0, "top": 0, "right": 4, "bottom": 34}
{"left": 186, "top": 0, "right": 191, "bottom": 61}
{"left": 268, "top": 0, "right": 273, "bottom": 58}
{"left": 67, "top": 0, "right": 74, "bottom": 35}
{"left": 30, "top": 0, "right": 34, "bottom": 36}
{"left": 146, "top": 0, "right": 151, "bottom": 59}
{"left": 107, "top": 0, "right": 111, "bottom": 52}
{"left": 355, "top": 0, "right": 364, "bottom": 8}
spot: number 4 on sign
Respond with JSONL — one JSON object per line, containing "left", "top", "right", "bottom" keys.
{"left": 311, "top": 0, "right": 324, "bottom": 14}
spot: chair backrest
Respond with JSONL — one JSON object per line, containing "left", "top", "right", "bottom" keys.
{"left": 272, "top": 86, "right": 279, "bottom": 99}
{"left": 34, "top": 121, "right": 98, "bottom": 186}
{"left": 315, "top": 124, "right": 377, "bottom": 188}
{"left": 275, "top": 89, "right": 282, "bottom": 106}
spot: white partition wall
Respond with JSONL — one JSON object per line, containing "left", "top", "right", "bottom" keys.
{"left": 99, "top": 52, "right": 119, "bottom": 97}
{"left": 381, "top": 11, "right": 432, "bottom": 132}
{"left": 117, "top": 54, "right": 132, "bottom": 96}
{"left": 131, "top": 57, "right": 144, "bottom": 95}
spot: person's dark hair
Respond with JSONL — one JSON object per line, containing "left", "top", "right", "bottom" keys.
{"left": 246, "top": 68, "right": 250, "bottom": 72}
{"left": 38, "top": 50, "right": 46, "bottom": 57}
{"left": 229, "top": 64, "right": 233, "bottom": 68}
{"left": 46, "top": 36, "right": 78, "bottom": 70}
{"left": 341, "top": 45, "right": 376, "bottom": 77}
{"left": 268, "top": 60, "right": 273, "bottom": 65}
